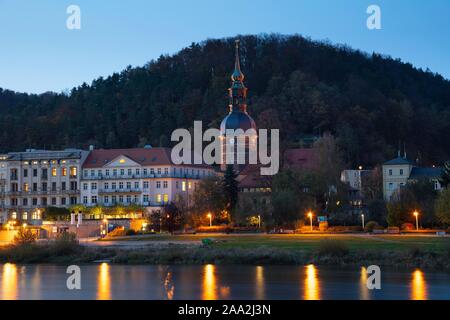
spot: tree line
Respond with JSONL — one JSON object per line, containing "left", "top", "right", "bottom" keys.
{"left": 1, "top": 34, "right": 450, "bottom": 167}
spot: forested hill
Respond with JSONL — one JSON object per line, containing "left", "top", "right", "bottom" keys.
{"left": 1, "top": 34, "right": 450, "bottom": 167}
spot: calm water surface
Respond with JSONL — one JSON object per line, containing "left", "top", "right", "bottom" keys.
{"left": 0, "top": 263, "right": 449, "bottom": 300}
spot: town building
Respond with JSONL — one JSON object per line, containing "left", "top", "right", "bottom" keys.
{"left": 0, "top": 154, "right": 8, "bottom": 224}
{"left": 80, "top": 147, "right": 214, "bottom": 214}
{"left": 3, "top": 149, "right": 89, "bottom": 224}
{"left": 382, "top": 153, "right": 443, "bottom": 201}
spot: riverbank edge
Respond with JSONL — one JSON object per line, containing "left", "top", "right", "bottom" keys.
{"left": 1, "top": 243, "right": 449, "bottom": 272}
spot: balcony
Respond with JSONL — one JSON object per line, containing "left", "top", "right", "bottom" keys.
{"left": 98, "top": 188, "right": 142, "bottom": 194}
{"left": 82, "top": 172, "right": 203, "bottom": 180}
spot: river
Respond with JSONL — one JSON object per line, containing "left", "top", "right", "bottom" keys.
{"left": 0, "top": 264, "right": 449, "bottom": 300}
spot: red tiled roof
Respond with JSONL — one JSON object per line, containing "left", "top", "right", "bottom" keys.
{"left": 237, "top": 148, "right": 318, "bottom": 188}
{"left": 83, "top": 148, "right": 211, "bottom": 169}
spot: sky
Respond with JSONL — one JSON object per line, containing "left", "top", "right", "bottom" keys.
{"left": 0, "top": 0, "right": 449, "bottom": 94}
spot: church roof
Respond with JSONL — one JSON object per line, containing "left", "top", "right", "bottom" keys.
{"left": 220, "top": 111, "right": 257, "bottom": 132}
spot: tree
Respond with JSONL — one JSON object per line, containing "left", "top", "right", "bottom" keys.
{"left": 163, "top": 202, "right": 184, "bottom": 234}
{"left": 439, "top": 161, "right": 450, "bottom": 188}
{"left": 44, "top": 206, "right": 70, "bottom": 221}
{"left": 386, "top": 188, "right": 418, "bottom": 227}
{"left": 406, "top": 180, "right": 438, "bottom": 227}
{"left": 435, "top": 187, "right": 450, "bottom": 226}
{"left": 14, "top": 228, "right": 37, "bottom": 245}
{"left": 192, "top": 176, "right": 226, "bottom": 225}
{"left": 223, "top": 165, "right": 239, "bottom": 216}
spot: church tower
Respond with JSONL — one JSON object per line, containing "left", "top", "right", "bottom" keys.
{"left": 220, "top": 40, "right": 257, "bottom": 172}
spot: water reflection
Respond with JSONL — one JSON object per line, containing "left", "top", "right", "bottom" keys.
{"left": 1, "top": 263, "right": 18, "bottom": 300}
{"left": 304, "top": 264, "right": 320, "bottom": 300}
{"left": 411, "top": 269, "right": 427, "bottom": 300}
{"left": 97, "top": 263, "right": 111, "bottom": 300}
{"left": 164, "top": 270, "right": 175, "bottom": 300}
{"left": 359, "top": 267, "right": 369, "bottom": 300}
{"left": 202, "top": 264, "right": 217, "bottom": 300}
{"left": 255, "top": 266, "right": 265, "bottom": 300}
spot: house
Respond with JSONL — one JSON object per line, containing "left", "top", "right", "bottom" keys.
{"left": 382, "top": 153, "right": 442, "bottom": 201}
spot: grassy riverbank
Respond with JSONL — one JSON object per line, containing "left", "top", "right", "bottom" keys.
{"left": 1, "top": 234, "right": 449, "bottom": 271}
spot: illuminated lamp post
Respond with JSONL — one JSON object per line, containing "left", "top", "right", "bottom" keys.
{"left": 413, "top": 211, "right": 419, "bottom": 231}
{"left": 361, "top": 214, "right": 365, "bottom": 230}
{"left": 207, "top": 213, "right": 212, "bottom": 227}
{"left": 307, "top": 211, "right": 313, "bottom": 232}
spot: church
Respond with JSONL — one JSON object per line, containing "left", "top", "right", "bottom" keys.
{"left": 220, "top": 40, "right": 258, "bottom": 172}
{"left": 219, "top": 40, "right": 319, "bottom": 192}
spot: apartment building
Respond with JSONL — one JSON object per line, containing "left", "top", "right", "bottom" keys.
{"left": 80, "top": 147, "right": 214, "bottom": 214}
{"left": 4, "top": 149, "right": 89, "bottom": 224}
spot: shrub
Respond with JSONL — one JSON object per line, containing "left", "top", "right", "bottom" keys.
{"left": 52, "top": 232, "right": 79, "bottom": 255}
{"left": 317, "top": 239, "right": 349, "bottom": 257}
{"left": 364, "top": 221, "right": 379, "bottom": 233}
{"left": 13, "top": 228, "right": 37, "bottom": 245}
{"left": 125, "top": 229, "right": 136, "bottom": 236}
{"left": 106, "top": 227, "right": 126, "bottom": 237}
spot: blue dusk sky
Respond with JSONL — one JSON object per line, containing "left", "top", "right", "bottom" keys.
{"left": 0, "top": 0, "right": 449, "bottom": 94}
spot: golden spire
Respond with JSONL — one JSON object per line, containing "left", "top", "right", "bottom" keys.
{"left": 231, "top": 40, "right": 244, "bottom": 82}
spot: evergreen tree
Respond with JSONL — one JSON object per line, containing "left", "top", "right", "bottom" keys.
{"left": 223, "top": 165, "right": 239, "bottom": 216}
{"left": 439, "top": 161, "right": 450, "bottom": 188}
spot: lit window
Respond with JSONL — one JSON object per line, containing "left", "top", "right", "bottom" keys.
{"left": 23, "top": 183, "right": 29, "bottom": 192}
{"left": 70, "top": 167, "right": 77, "bottom": 177}
{"left": 22, "top": 212, "right": 28, "bottom": 220}
{"left": 52, "top": 168, "right": 57, "bottom": 177}
{"left": 188, "top": 182, "right": 192, "bottom": 189}
{"left": 11, "top": 212, "right": 17, "bottom": 219}
{"left": 182, "top": 181, "right": 186, "bottom": 191}
{"left": 119, "top": 159, "right": 126, "bottom": 164}
{"left": 163, "top": 194, "right": 169, "bottom": 203}
{"left": 62, "top": 167, "right": 67, "bottom": 176}
{"left": 156, "top": 194, "right": 162, "bottom": 203}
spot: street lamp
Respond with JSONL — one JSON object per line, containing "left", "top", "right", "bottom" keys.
{"left": 307, "top": 211, "right": 313, "bottom": 232}
{"left": 413, "top": 211, "right": 419, "bottom": 231}
{"left": 258, "top": 215, "right": 261, "bottom": 229}
{"left": 207, "top": 213, "right": 212, "bottom": 227}
{"left": 103, "top": 218, "right": 108, "bottom": 236}
{"left": 361, "top": 214, "right": 365, "bottom": 230}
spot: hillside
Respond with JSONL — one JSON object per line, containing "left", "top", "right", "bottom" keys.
{"left": 1, "top": 34, "right": 450, "bottom": 167}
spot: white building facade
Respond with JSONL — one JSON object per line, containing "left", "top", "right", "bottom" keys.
{"left": 3, "top": 149, "right": 89, "bottom": 224}
{"left": 382, "top": 155, "right": 442, "bottom": 201}
{"left": 80, "top": 147, "right": 214, "bottom": 214}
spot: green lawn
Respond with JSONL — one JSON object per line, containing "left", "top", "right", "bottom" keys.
{"left": 101, "top": 233, "right": 450, "bottom": 252}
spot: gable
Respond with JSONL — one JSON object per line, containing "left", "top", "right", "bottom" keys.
{"left": 104, "top": 155, "right": 141, "bottom": 168}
